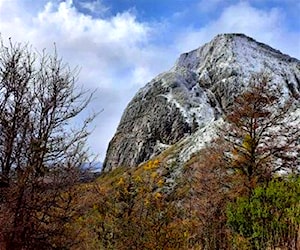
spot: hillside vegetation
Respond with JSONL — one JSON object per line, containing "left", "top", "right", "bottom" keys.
{"left": 70, "top": 74, "right": 299, "bottom": 250}
{"left": 0, "top": 39, "right": 299, "bottom": 250}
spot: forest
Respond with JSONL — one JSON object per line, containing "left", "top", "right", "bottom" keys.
{"left": 0, "top": 40, "right": 299, "bottom": 250}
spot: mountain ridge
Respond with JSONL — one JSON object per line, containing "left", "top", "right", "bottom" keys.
{"left": 103, "top": 33, "right": 300, "bottom": 172}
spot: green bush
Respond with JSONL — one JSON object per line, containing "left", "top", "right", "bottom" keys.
{"left": 227, "top": 175, "right": 300, "bottom": 249}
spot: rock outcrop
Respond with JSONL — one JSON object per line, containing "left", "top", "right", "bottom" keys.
{"left": 103, "top": 33, "right": 300, "bottom": 172}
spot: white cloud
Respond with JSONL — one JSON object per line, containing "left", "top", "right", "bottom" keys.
{"left": 174, "top": 2, "right": 300, "bottom": 59}
{"left": 78, "top": 0, "right": 109, "bottom": 15}
{"left": 0, "top": 0, "right": 298, "bottom": 161}
{"left": 0, "top": 0, "right": 175, "bottom": 160}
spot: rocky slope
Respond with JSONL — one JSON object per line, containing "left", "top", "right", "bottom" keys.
{"left": 103, "top": 33, "right": 300, "bottom": 172}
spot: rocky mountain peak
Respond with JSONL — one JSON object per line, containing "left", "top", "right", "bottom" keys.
{"left": 175, "top": 33, "right": 296, "bottom": 71}
{"left": 103, "top": 33, "right": 300, "bottom": 172}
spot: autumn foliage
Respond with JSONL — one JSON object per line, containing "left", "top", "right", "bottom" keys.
{"left": 223, "top": 73, "right": 299, "bottom": 195}
{"left": 0, "top": 39, "right": 94, "bottom": 249}
{"left": 72, "top": 160, "right": 195, "bottom": 249}
{"left": 0, "top": 38, "right": 298, "bottom": 250}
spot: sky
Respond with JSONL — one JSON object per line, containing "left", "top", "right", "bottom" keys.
{"left": 0, "top": 0, "right": 299, "bottom": 161}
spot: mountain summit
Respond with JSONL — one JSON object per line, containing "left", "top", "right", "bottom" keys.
{"left": 103, "top": 33, "right": 300, "bottom": 172}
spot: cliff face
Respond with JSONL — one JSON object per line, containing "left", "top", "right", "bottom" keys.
{"left": 103, "top": 33, "right": 300, "bottom": 172}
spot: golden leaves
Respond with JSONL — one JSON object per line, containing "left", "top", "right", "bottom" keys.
{"left": 143, "top": 159, "right": 160, "bottom": 170}
{"left": 154, "top": 192, "right": 162, "bottom": 199}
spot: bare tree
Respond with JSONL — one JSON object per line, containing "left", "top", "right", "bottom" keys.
{"left": 0, "top": 38, "right": 95, "bottom": 249}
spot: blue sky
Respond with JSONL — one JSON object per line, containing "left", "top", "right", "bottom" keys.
{"left": 0, "top": 0, "right": 299, "bottom": 160}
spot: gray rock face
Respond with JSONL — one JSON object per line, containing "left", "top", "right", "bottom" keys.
{"left": 103, "top": 33, "right": 300, "bottom": 172}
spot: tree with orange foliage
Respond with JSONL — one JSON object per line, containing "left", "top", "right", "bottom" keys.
{"left": 181, "top": 141, "right": 233, "bottom": 249}
{"left": 180, "top": 72, "right": 299, "bottom": 249}
{"left": 223, "top": 73, "right": 299, "bottom": 194}
{"left": 222, "top": 73, "right": 300, "bottom": 249}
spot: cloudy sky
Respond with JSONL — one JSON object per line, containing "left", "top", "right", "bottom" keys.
{"left": 0, "top": 0, "right": 299, "bottom": 161}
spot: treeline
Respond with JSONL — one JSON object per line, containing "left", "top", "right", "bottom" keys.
{"left": 74, "top": 161, "right": 299, "bottom": 250}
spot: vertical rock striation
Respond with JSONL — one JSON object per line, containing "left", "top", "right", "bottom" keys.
{"left": 103, "top": 33, "right": 300, "bottom": 172}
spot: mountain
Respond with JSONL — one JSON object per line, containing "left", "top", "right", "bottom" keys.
{"left": 103, "top": 33, "right": 300, "bottom": 172}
